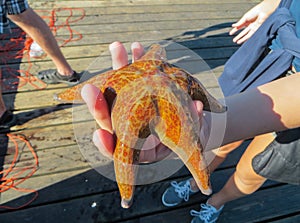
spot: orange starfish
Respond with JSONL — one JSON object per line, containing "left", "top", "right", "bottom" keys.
{"left": 56, "top": 44, "right": 226, "bottom": 208}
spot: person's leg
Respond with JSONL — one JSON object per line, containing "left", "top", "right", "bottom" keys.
{"left": 0, "top": 94, "right": 6, "bottom": 117}
{"left": 189, "top": 140, "right": 244, "bottom": 191}
{"left": 162, "top": 140, "right": 244, "bottom": 206}
{"left": 0, "top": 86, "right": 16, "bottom": 129}
{"left": 206, "top": 133, "right": 274, "bottom": 209}
{"left": 190, "top": 133, "right": 275, "bottom": 223}
{"left": 0, "top": 69, "right": 7, "bottom": 116}
{"left": 8, "top": 7, "right": 73, "bottom": 76}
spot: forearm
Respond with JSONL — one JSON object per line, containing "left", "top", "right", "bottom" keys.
{"left": 206, "top": 73, "right": 300, "bottom": 150}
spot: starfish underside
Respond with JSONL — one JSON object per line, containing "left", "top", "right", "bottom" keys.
{"left": 56, "top": 44, "right": 226, "bottom": 208}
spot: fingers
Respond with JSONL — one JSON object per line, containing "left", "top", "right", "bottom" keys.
{"left": 138, "top": 135, "right": 160, "bottom": 163}
{"left": 109, "top": 41, "right": 145, "bottom": 69}
{"left": 81, "top": 84, "right": 115, "bottom": 158}
{"left": 194, "top": 100, "right": 204, "bottom": 117}
{"left": 229, "top": 15, "right": 249, "bottom": 36}
{"left": 93, "top": 129, "right": 114, "bottom": 159}
{"left": 230, "top": 18, "right": 252, "bottom": 44}
{"left": 139, "top": 144, "right": 171, "bottom": 163}
{"left": 232, "top": 27, "right": 252, "bottom": 44}
{"left": 189, "top": 100, "right": 204, "bottom": 128}
{"left": 81, "top": 84, "right": 113, "bottom": 134}
{"left": 109, "top": 41, "right": 128, "bottom": 70}
{"left": 232, "top": 23, "right": 259, "bottom": 44}
{"left": 155, "top": 144, "right": 172, "bottom": 161}
{"left": 131, "top": 42, "right": 145, "bottom": 62}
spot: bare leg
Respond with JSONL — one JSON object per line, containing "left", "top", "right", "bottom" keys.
{"left": 0, "top": 94, "right": 7, "bottom": 117}
{"left": 8, "top": 8, "right": 73, "bottom": 76}
{"left": 0, "top": 70, "right": 7, "bottom": 116}
{"left": 189, "top": 140, "right": 244, "bottom": 191}
{"left": 207, "top": 133, "right": 275, "bottom": 210}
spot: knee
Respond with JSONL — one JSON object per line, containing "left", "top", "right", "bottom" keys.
{"left": 233, "top": 171, "right": 266, "bottom": 195}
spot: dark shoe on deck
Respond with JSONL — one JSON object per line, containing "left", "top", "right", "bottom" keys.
{"left": 0, "top": 111, "right": 17, "bottom": 133}
{"left": 37, "top": 69, "right": 80, "bottom": 85}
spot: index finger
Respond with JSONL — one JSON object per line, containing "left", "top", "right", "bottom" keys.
{"left": 81, "top": 84, "right": 113, "bottom": 133}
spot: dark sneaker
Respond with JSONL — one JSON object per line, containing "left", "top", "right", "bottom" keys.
{"left": 162, "top": 178, "right": 199, "bottom": 207}
{"left": 0, "top": 110, "right": 17, "bottom": 133}
{"left": 37, "top": 69, "right": 80, "bottom": 85}
{"left": 190, "top": 202, "right": 224, "bottom": 223}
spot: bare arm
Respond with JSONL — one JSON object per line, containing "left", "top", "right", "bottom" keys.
{"left": 82, "top": 42, "right": 300, "bottom": 160}
{"left": 209, "top": 73, "right": 300, "bottom": 149}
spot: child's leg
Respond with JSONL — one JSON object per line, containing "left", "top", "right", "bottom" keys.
{"left": 209, "top": 140, "right": 244, "bottom": 172}
{"left": 208, "top": 133, "right": 275, "bottom": 209}
{"left": 190, "top": 140, "right": 244, "bottom": 190}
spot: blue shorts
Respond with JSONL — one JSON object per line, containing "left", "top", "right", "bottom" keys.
{"left": 0, "top": 0, "right": 29, "bottom": 33}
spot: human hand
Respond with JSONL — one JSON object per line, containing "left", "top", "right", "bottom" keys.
{"left": 81, "top": 41, "right": 203, "bottom": 162}
{"left": 81, "top": 42, "right": 207, "bottom": 163}
{"left": 229, "top": 1, "right": 279, "bottom": 44}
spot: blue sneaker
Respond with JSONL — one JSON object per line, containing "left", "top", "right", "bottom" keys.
{"left": 162, "top": 179, "right": 198, "bottom": 207}
{"left": 190, "top": 202, "right": 224, "bottom": 223}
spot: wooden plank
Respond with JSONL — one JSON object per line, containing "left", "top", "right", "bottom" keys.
{"left": 29, "top": 0, "right": 260, "bottom": 8}
{"left": 57, "top": 44, "right": 238, "bottom": 61}
{"left": 219, "top": 184, "right": 300, "bottom": 223}
{"left": 6, "top": 21, "right": 237, "bottom": 46}
{"left": 1, "top": 29, "right": 238, "bottom": 49}
{"left": 6, "top": 40, "right": 230, "bottom": 109}
{"left": 3, "top": 88, "right": 60, "bottom": 110}
{"left": 116, "top": 184, "right": 299, "bottom": 223}
{"left": 0, "top": 134, "right": 249, "bottom": 212}
{"left": 47, "top": 19, "right": 239, "bottom": 35}
{"left": 2, "top": 57, "right": 227, "bottom": 95}
{"left": 12, "top": 105, "right": 74, "bottom": 130}
{"left": 0, "top": 168, "right": 282, "bottom": 223}
{"left": 34, "top": 10, "right": 246, "bottom": 25}
{"left": 7, "top": 83, "right": 225, "bottom": 111}
{"left": 16, "top": 35, "right": 237, "bottom": 68}
{"left": 0, "top": 168, "right": 231, "bottom": 220}
{"left": 7, "top": 123, "right": 77, "bottom": 151}
{"left": 3, "top": 33, "right": 236, "bottom": 97}
{"left": 0, "top": 123, "right": 93, "bottom": 205}
{"left": 270, "top": 214, "right": 300, "bottom": 223}
{"left": 3, "top": 0, "right": 242, "bottom": 94}
{"left": 4, "top": 1, "right": 290, "bottom": 223}
{"left": 1, "top": 142, "right": 87, "bottom": 175}
{"left": 32, "top": 4, "right": 258, "bottom": 17}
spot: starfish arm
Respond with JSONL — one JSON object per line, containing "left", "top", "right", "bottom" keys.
{"left": 162, "top": 62, "right": 226, "bottom": 113}
{"left": 111, "top": 81, "right": 157, "bottom": 208}
{"left": 54, "top": 69, "right": 115, "bottom": 103}
{"left": 152, "top": 81, "right": 212, "bottom": 195}
{"left": 113, "top": 139, "right": 137, "bottom": 209}
{"left": 139, "top": 44, "right": 167, "bottom": 61}
{"left": 188, "top": 75, "right": 227, "bottom": 113}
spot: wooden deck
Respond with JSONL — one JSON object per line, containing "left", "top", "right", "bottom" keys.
{"left": 1, "top": 0, "right": 300, "bottom": 222}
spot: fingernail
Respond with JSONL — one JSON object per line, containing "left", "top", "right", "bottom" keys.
{"left": 109, "top": 41, "right": 122, "bottom": 51}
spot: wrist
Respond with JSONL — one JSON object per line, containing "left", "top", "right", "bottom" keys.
{"left": 260, "top": 0, "right": 281, "bottom": 16}
{"left": 201, "top": 111, "right": 227, "bottom": 151}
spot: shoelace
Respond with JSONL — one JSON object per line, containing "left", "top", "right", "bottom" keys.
{"left": 190, "top": 204, "right": 215, "bottom": 222}
{"left": 171, "top": 181, "right": 192, "bottom": 201}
